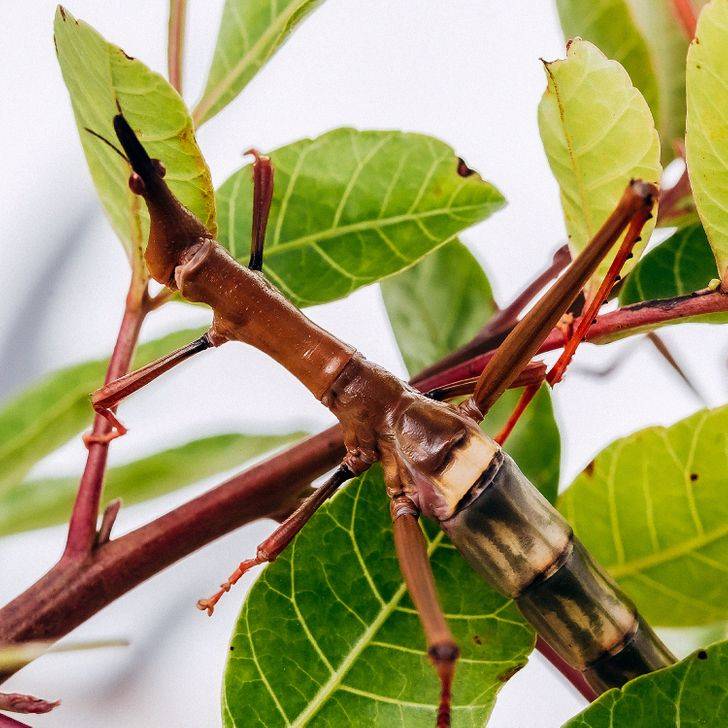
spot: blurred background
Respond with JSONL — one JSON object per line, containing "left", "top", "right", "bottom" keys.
{"left": 1, "top": 1, "right": 726, "bottom": 726}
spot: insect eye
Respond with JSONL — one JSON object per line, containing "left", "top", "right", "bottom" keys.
{"left": 152, "top": 159, "right": 166, "bottom": 177}
{"left": 129, "top": 172, "right": 145, "bottom": 195}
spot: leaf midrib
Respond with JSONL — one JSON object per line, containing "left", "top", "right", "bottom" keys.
{"left": 262, "top": 203, "right": 488, "bottom": 258}
{"left": 608, "top": 522, "right": 728, "bottom": 579}
{"left": 289, "top": 531, "right": 445, "bottom": 727}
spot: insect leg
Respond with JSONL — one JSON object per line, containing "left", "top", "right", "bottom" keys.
{"left": 391, "top": 495, "right": 458, "bottom": 728}
{"left": 465, "top": 180, "right": 658, "bottom": 418}
{"left": 89, "top": 333, "right": 214, "bottom": 440}
{"left": 246, "top": 149, "right": 274, "bottom": 272}
{"left": 196, "top": 464, "right": 353, "bottom": 615}
{"left": 495, "top": 205, "right": 651, "bottom": 444}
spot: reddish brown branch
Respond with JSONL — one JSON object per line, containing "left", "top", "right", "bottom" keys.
{"left": 671, "top": 0, "right": 698, "bottom": 39}
{"left": 536, "top": 638, "right": 598, "bottom": 702}
{"left": 63, "top": 276, "right": 148, "bottom": 560}
{"left": 167, "top": 0, "right": 187, "bottom": 95}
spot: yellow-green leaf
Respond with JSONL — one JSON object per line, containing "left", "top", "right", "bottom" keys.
{"left": 556, "top": 0, "right": 689, "bottom": 161}
{"left": 55, "top": 7, "right": 216, "bottom": 261}
{"left": 686, "top": 0, "right": 728, "bottom": 286}
{"left": 538, "top": 38, "right": 662, "bottom": 295}
{"left": 559, "top": 405, "right": 728, "bottom": 627}
{"left": 193, "top": 0, "right": 323, "bottom": 125}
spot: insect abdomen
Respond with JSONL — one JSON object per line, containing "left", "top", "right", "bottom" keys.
{"left": 442, "top": 451, "right": 674, "bottom": 692}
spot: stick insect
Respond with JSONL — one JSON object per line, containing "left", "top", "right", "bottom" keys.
{"left": 90, "top": 114, "right": 675, "bottom": 726}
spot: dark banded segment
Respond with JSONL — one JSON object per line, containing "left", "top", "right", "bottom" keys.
{"left": 442, "top": 451, "right": 675, "bottom": 693}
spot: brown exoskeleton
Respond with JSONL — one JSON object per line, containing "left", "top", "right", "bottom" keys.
{"left": 90, "top": 114, "right": 674, "bottom": 726}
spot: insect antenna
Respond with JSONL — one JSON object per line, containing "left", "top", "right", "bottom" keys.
{"left": 83, "top": 127, "right": 130, "bottom": 163}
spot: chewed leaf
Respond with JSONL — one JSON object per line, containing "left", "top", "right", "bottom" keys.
{"left": 381, "top": 240, "right": 560, "bottom": 502}
{"left": 686, "top": 0, "right": 728, "bottom": 286}
{"left": 223, "top": 467, "right": 534, "bottom": 727}
{"left": 556, "top": 0, "right": 689, "bottom": 161}
{"left": 562, "top": 640, "right": 728, "bottom": 727}
{"left": 217, "top": 128, "right": 505, "bottom": 307}
{"left": 619, "top": 223, "right": 718, "bottom": 304}
{"left": 538, "top": 39, "right": 661, "bottom": 295}
{"left": 55, "top": 7, "right": 216, "bottom": 261}
{"left": 559, "top": 405, "right": 728, "bottom": 627}
{"left": 194, "top": 0, "right": 323, "bottom": 125}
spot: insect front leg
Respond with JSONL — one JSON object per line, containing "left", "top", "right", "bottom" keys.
{"left": 196, "top": 464, "right": 354, "bottom": 615}
{"left": 89, "top": 332, "right": 217, "bottom": 439}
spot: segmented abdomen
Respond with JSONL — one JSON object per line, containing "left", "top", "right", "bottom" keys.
{"left": 442, "top": 451, "right": 674, "bottom": 693}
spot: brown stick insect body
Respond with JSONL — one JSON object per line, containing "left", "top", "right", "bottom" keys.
{"left": 95, "top": 114, "right": 674, "bottom": 720}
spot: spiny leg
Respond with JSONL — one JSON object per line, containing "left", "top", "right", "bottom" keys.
{"left": 197, "top": 464, "right": 353, "bottom": 615}
{"left": 464, "top": 180, "right": 658, "bottom": 420}
{"left": 246, "top": 149, "right": 274, "bottom": 271}
{"left": 89, "top": 332, "right": 214, "bottom": 441}
{"left": 494, "top": 207, "right": 652, "bottom": 444}
{"left": 391, "top": 495, "right": 458, "bottom": 728}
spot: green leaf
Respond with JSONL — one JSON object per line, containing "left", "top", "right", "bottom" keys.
{"left": 556, "top": 0, "right": 689, "bottom": 161}
{"left": 217, "top": 128, "right": 505, "bottom": 307}
{"left": 538, "top": 38, "right": 662, "bottom": 294}
{"left": 193, "top": 0, "right": 323, "bottom": 125}
{"left": 558, "top": 405, "right": 728, "bottom": 626}
{"left": 686, "top": 0, "right": 728, "bottom": 286}
{"left": 223, "top": 467, "right": 535, "bottom": 727}
{"left": 55, "top": 7, "right": 216, "bottom": 261}
{"left": 381, "top": 240, "right": 497, "bottom": 375}
{"left": 619, "top": 223, "right": 719, "bottom": 304}
{"left": 381, "top": 240, "right": 560, "bottom": 501}
{"left": 0, "top": 328, "right": 206, "bottom": 496}
{"left": 563, "top": 640, "right": 728, "bottom": 728}
{"left": 0, "top": 432, "right": 302, "bottom": 537}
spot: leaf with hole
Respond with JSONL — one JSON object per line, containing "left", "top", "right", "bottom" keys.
{"left": 538, "top": 38, "right": 661, "bottom": 295}
{"left": 558, "top": 404, "right": 728, "bottom": 626}
{"left": 563, "top": 640, "right": 728, "bottom": 727}
{"left": 222, "top": 467, "right": 535, "bottom": 727}
{"left": 216, "top": 128, "right": 505, "bottom": 307}
{"left": 686, "top": 0, "right": 728, "bottom": 286}
{"left": 55, "top": 7, "right": 216, "bottom": 262}
{"left": 194, "top": 0, "right": 324, "bottom": 125}
{"left": 0, "top": 432, "right": 302, "bottom": 537}
{"left": 619, "top": 223, "right": 718, "bottom": 304}
{"left": 381, "top": 239, "right": 560, "bottom": 502}
{"left": 0, "top": 328, "right": 206, "bottom": 496}
{"left": 556, "top": 0, "right": 689, "bottom": 161}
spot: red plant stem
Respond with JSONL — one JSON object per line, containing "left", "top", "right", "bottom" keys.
{"left": 671, "top": 0, "right": 698, "bottom": 39}
{"left": 416, "top": 289, "right": 728, "bottom": 393}
{"left": 414, "top": 245, "right": 571, "bottom": 382}
{"left": 0, "top": 714, "right": 31, "bottom": 728}
{"left": 63, "top": 276, "right": 148, "bottom": 560}
{"left": 167, "top": 0, "right": 187, "bottom": 95}
{"left": 1, "top": 290, "right": 726, "bottom": 691}
{"left": 536, "top": 637, "right": 598, "bottom": 702}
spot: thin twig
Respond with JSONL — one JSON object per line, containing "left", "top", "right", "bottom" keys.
{"left": 63, "top": 272, "right": 148, "bottom": 560}
{"left": 167, "top": 0, "right": 187, "bottom": 95}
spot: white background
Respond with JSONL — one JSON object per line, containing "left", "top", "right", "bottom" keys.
{"left": 0, "top": 2, "right": 726, "bottom": 726}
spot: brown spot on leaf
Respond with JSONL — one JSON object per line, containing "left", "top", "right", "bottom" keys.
{"left": 690, "top": 473, "right": 698, "bottom": 482}
{"left": 697, "top": 649, "right": 708, "bottom": 660}
{"left": 472, "top": 635, "right": 483, "bottom": 645}
{"left": 584, "top": 459, "right": 596, "bottom": 477}
{"left": 457, "top": 158, "right": 475, "bottom": 177}
{"left": 498, "top": 663, "right": 526, "bottom": 682}
{"left": 59, "top": 6, "right": 67, "bottom": 20}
